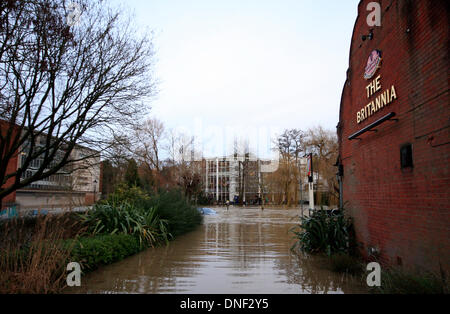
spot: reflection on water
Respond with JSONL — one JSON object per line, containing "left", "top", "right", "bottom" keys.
{"left": 68, "top": 207, "right": 367, "bottom": 294}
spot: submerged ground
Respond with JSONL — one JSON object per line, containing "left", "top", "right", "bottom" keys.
{"left": 67, "top": 207, "right": 367, "bottom": 294}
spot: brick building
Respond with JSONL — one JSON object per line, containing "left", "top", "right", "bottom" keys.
{"left": 0, "top": 119, "right": 19, "bottom": 206}
{"left": 338, "top": 0, "right": 449, "bottom": 273}
{"left": 1, "top": 119, "right": 102, "bottom": 213}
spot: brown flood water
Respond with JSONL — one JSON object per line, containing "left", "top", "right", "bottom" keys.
{"left": 67, "top": 207, "right": 368, "bottom": 294}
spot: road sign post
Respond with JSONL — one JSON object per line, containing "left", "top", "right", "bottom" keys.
{"left": 307, "top": 153, "right": 314, "bottom": 213}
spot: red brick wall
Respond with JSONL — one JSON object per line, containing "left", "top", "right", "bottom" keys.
{"left": 99, "top": 161, "right": 103, "bottom": 200}
{"left": 0, "top": 120, "right": 19, "bottom": 208}
{"left": 85, "top": 192, "right": 95, "bottom": 205}
{"left": 338, "top": 0, "right": 449, "bottom": 273}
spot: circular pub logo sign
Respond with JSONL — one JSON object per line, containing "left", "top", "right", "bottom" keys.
{"left": 364, "top": 49, "right": 382, "bottom": 80}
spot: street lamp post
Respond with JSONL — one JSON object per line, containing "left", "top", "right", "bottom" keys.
{"left": 298, "top": 158, "right": 304, "bottom": 218}
{"left": 307, "top": 153, "right": 314, "bottom": 215}
{"left": 93, "top": 179, "right": 98, "bottom": 203}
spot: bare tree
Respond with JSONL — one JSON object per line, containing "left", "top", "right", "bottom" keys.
{"left": 305, "top": 126, "right": 339, "bottom": 206}
{"left": 0, "top": 0, "right": 156, "bottom": 206}
{"left": 134, "top": 118, "right": 165, "bottom": 172}
{"left": 165, "top": 128, "right": 179, "bottom": 167}
{"left": 270, "top": 129, "right": 306, "bottom": 206}
{"left": 173, "top": 133, "right": 203, "bottom": 201}
{"left": 163, "top": 131, "right": 195, "bottom": 185}
{"left": 129, "top": 118, "right": 165, "bottom": 191}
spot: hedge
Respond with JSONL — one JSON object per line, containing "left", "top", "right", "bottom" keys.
{"left": 65, "top": 234, "right": 144, "bottom": 272}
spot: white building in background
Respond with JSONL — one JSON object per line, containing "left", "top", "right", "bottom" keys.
{"left": 201, "top": 154, "right": 328, "bottom": 206}
{"left": 203, "top": 154, "right": 279, "bottom": 204}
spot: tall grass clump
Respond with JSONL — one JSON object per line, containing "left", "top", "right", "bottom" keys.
{"left": 290, "top": 209, "right": 355, "bottom": 256}
{"left": 78, "top": 199, "right": 171, "bottom": 247}
{"left": 0, "top": 213, "right": 84, "bottom": 294}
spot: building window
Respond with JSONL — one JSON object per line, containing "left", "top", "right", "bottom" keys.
{"left": 400, "top": 143, "right": 413, "bottom": 169}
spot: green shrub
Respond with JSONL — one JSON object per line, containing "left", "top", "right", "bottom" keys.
{"left": 145, "top": 189, "right": 203, "bottom": 237}
{"left": 290, "top": 208, "right": 354, "bottom": 256}
{"left": 102, "top": 183, "right": 150, "bottom": 206}
{"left": 65, "top": 234, "right": 142, "bottom": 272}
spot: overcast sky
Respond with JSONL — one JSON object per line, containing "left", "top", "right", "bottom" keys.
{"left": 113, "top": 0, "right": 359, "bottom": 158}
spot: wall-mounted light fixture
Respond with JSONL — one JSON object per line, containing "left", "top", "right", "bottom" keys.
{"left": 362, "top": 29, "right": 374, "bottom": 41}
{"left": 368, "top": 246, "right": 380, "bottom": 257}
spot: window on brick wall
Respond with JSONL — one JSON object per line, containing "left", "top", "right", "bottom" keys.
{"left": 400, "top": 143, "right": 413, "bottom": 169}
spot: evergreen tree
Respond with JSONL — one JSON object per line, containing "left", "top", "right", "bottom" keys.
{"left": 125, "top": 159, "right": 141, "bottom": 187}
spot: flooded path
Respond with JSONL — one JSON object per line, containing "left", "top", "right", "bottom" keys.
{"left": 69, "top": 207, "right": 367, "bottom": 294}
